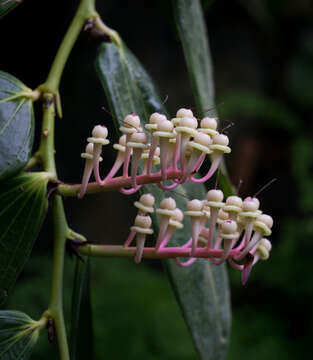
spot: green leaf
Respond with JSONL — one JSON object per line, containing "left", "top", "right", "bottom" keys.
{"left": 70, "top": 257, "right": 93, "bottom": 360}
{"left": 96, "top": 41, "right": 231, "bottom": 360}
{"left": 172, "top": 0, "right": 235, "bottom": 197}
{"left": 172, "top": 0, "right": 215, "bottom": 116}
{"left": 0, "top": 310, "right": 40, "bottom": 359}
{"left": 0, "top": 172, "right": 49, "bottom": 306}
{"left": 0, "top": 71, "right": 35, "bottom": 181}
{"left": 0, "top": 0, "right": 21, "bottom": 18}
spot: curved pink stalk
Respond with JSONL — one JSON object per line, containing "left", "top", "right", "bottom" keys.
{"left": 180, "top": 151, "right": 200, "bottom": 183}
{"left": 134, "top": 234, "right": 145, "bottom": 264}
{"left": 191, "top": 153, "right": 222, "bottom": 183}
{"left": 243, "top": 220, "right": 254, "bottom": 247}
{"left": 147, "top": 136, "right": 159, "bottom": 175}
{"left": 93, "top": 143, "right": 104, "bottom": 185}
{"left": 78, "top": 161, "right": 93, "bottom": 199}
{"left": 159, "top": 138, "right": 170, "bottom": 181}
{"left": 179, "top": 135, "right": 190, "bottom": 171}
{"left": 174, "top": 257, "right": 197, "bottom": 267}
{"left": 157, "top": 226, "right": 175, "bottom": 250}
{"left": 172, "top": 135, "right": 181, "bottom": 171}
{"left": 228, "top": 257, "right": 244, "bottom": 270}
{"left": 207, "top": 208, "right": 218, "bottom": 250}
{"left": 157, "top": 180, "right": 180, "bottom": 191}
{"left": 122, "top": 134, "right": 132, "bottom": 178}
{"left": 194, "top": 153, "right": 206, "bottom": 172}
{"left": 120, "top": 184, "right": 142, "bottom": 195}
{"left": 131, "top": 148, "right": 142, "bottom": 188}
{"left": 212, "top": 239, "right": 233, "bottom": 265}
{"left": 181, "top": 238, "right": 193, "bottom": 248}
{"left": 241, "top": 253, "right": 255, "bottom": 285}
{"left": 191, "top": 218, "right": 202, "bottom": 256}
{"left": 104, "top": 152, "right": 125, "bottom": 182}
{"left": 237, "top": 231, "right": 261, "bottom": 261}
{"left": 155, "top": 217, "right": 170, "bottom": 249}
{"left": 124, "top": 231, "right": 136, "bottom": 247}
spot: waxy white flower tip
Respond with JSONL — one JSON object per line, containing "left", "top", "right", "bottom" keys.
{"left": 160, "top": 197, "right": 176, "bottom": 210}
{"left": 92, "top": 125, "right": 108, "bottom": 139}
{"left": 218, "top": 209, "right": 229, "bottom": 221}
{"left": 81, "top": 143, "right": 99, "bottom": 160}
{"left": 149, "top": 112, "right": 167, "bottom": 124}
{"left": 259, "top": 238, "right": 272, "bottom": 251}
{"left": 139, "top": 193, "right": 155, "bottom": 208}
{"left": 213, "top": 133, "right": 229, "bottom": 146}
{"left": 158, "top": 119, "right": 174, "bottom": 132}
{"left": 176, "top": 108, "right": 193, "bottom": 118}
{"left": 256, "top": 238, "right": 272, "bottom": 260}
{"left": 242, "top": 197, "right": 260, "bottom": 212}
{"left": 179, "top": 117, "right": 198, "bottom": 129}
{"left": 119, "top": 134, "right": 127, "bottom": 146}
{"left": 124, "top": 113, "right": 141, "bottom": 128}
{"left": 187, "top": 199, "right": 203, "bottom": 212}
{"left": 206, "top": 189, "right": 224, "bottom": 203}
{"left": 129, "top": 132, "right": 148, "bottom": 144}
{"left": 257, "top": 214, "right": 273, "bottom": 228}
{"left": 221, "top": 219, "right": 237, "bottom": 234}
{"left": 200, "top": 117, "right": 217, "bottom": 130}
{"left": 135, "top": 214, "right": 152, "bottom": 228}
{"left": 172, "top": 208, "right": 184, "bottom": 222}
{"left": 85, "top": 143, "right": 94, "bottom": 154}
{"left": 226, "top": 196, "right": 243, "bottom": 208}
{"left": 194, "top": 132, "right": 212, "bottom": 147}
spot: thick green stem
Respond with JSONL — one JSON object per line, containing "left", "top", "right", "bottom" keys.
{"left": 47, "top": 195, "right": 70, "bottom": 360}
{"left": 39, "top": 100, "right": 57, "bottom": 177}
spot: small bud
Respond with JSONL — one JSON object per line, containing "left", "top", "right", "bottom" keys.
{"left": 176, "top": 108, "right": 193, "bottom": 118}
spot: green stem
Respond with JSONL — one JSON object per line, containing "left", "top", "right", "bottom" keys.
{"left": 47, "top": 195, "right": 70, "bottom": 360}
{"left": 38, "top": 100, "right": 57, "bottom": 177}
{"left": 44, "top": 0, "right": 96, "bottom": 93}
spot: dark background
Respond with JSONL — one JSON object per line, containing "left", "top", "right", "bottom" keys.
{"left": 1, "top": 0, "right": 313, "bottom": 359}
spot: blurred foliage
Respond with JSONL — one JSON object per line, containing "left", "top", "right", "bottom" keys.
{"left": 6, "top": 256, "right": 196, "bottom": 360}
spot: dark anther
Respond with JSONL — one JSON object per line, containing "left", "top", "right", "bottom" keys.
{"left": 47, "top": 319, "right": 55, "bottom": 343}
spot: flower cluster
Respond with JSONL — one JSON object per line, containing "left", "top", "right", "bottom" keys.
{"left": 78, "top": 108, "right": 274, "bottom": 284}
{"left": 125, "top": 191, "right": 273, "bottom": 284}
{"left": 78, "top": 108, "right": 230, "bottom": 197}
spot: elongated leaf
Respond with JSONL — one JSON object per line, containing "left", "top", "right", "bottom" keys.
{"left": 0, "top": 310, "right": 40, "bottom": 359}
{"left": 96, "top": 41, "right": 230, "bottom": 359}
{"left": 0, "top": 71, "right": 35, "bottom": 181}
{"left": 0, "top": 172, "right": 49, "bottom": 305}
{"left": 0, "top": 0, "right": 21, "bottom": 18}
{"left": 172, "top": 2, "right": 232, "bottom": 357}
{"left": 70, "top": 257, "right": 93, "bottom": 360}
{"left": 172, "top": 0, "right": 215, "bottom": 116}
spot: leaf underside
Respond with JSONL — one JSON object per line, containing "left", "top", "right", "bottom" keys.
{"left": 0, "top": 71, "right": 35, "bottom": 182}
{"left": 0, "top": 172, "right": 48, "bottom": 306}
{"left": 96, "top": 37, "right": 230, "bottom": 359}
